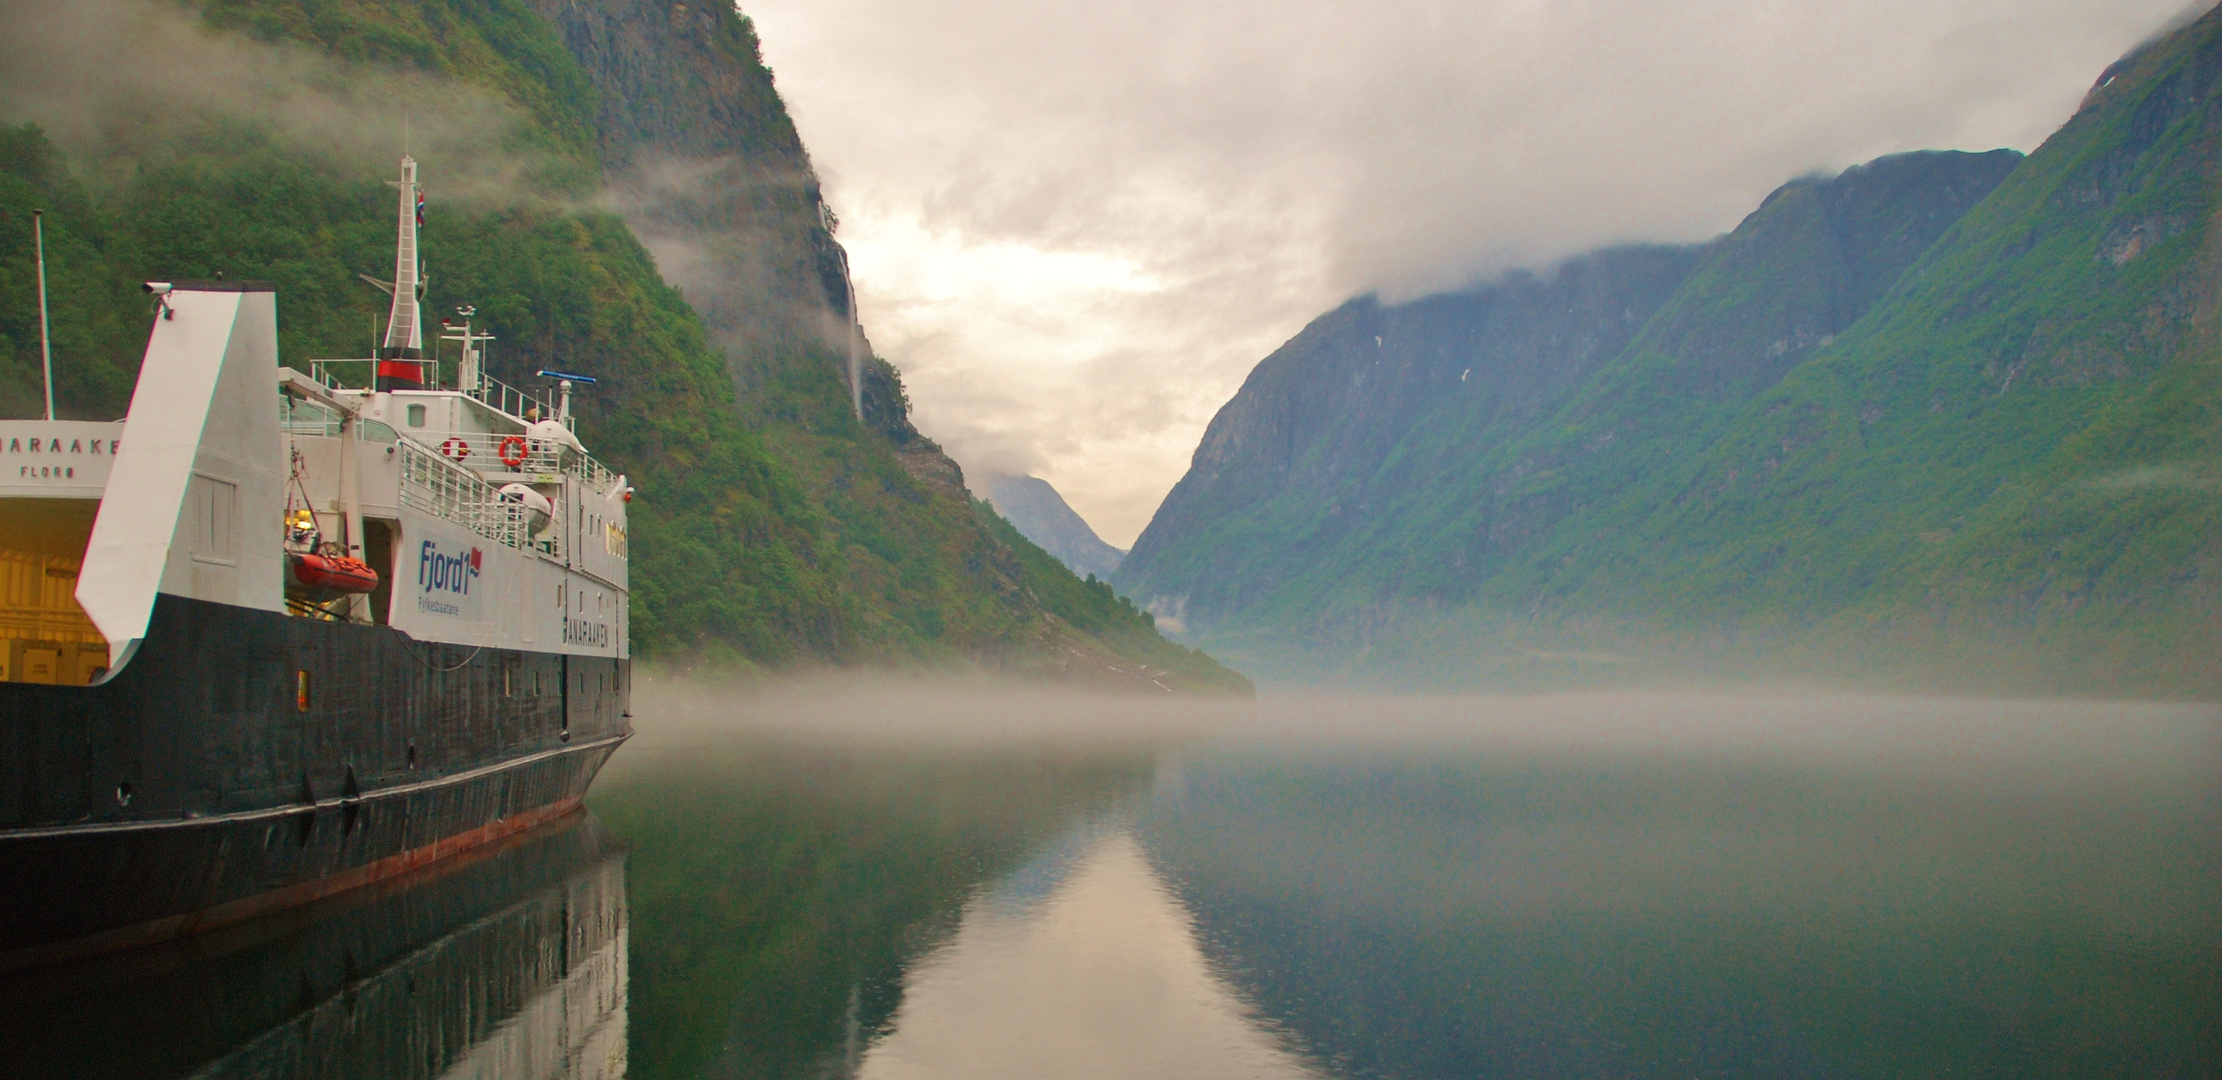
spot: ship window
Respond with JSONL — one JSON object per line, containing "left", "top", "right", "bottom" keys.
{"left": 406, "top": 404, "right": 426, "bottom": 428}
{"left": 360, "top": 420, "right": 398, "bottom": 444}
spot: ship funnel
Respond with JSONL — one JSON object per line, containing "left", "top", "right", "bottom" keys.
{"left": 376, "top": 155, "right": 427, "bottom": 391}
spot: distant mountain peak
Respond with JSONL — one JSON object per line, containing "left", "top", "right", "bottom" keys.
{"left": 982, "top": 474, "right": 1127, "bottom": 581}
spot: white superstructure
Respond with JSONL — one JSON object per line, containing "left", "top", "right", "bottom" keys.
{"left": 269, "top": 155, "right": 630, "bottom": 658}
{"left": 276, "top": 352, "right": 630, "bottom": 658}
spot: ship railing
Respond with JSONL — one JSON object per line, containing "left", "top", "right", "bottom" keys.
{"left": 304, "top": 361, "right": 564, "bottom": 430}
{"left": 420, "top": 431, "right": 622, "bottom": 496}
{"left": 565, "top": 452, "right": 622, "bottom": 496}
{"left": 306, "top": 359, "right": 377, "bottom": 391}
{"left": 280, "top": 394, "right": 343, "bottom": 437}
{"left": 466, "top": 371, "right": 563, "bottom": 429}
{"left": 397, "top": 437, "right": 563, "bottom": 560}
{"left": 417, "top": 431, "right": 565, "bottom": 478}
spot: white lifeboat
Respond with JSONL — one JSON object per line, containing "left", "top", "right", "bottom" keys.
{"left": 497, "top": 482, "right": 556, "bottom": 536}
{"left": 526, "top": 418, "right": 583, "bottom": 457}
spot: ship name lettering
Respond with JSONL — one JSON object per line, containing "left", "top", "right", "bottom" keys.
{"left": 4, "top": 436, "right": 113, "bottom": 454}
{"left": 418, "top": 540, "right": 483, "bottom": 596}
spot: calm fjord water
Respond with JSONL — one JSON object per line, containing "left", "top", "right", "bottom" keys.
{"left": 6, "top": 689, "right": 2218, "bottom": 1078}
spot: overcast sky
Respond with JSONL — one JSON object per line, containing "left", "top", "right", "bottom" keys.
{"left": 744, "top": 0, "right": 2201, "bottom": 547}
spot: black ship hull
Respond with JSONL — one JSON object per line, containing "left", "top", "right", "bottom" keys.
{"left": 0, "top": 593, "right": 629, "bottom": 970}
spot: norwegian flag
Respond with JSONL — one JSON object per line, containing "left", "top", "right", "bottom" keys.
{"left": 416, "top": 191, "right": 425, "bottom": 229}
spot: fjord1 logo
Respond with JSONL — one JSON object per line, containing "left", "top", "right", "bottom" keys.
{"left": 417, "top": 540, "right": 484, "bottom": 618}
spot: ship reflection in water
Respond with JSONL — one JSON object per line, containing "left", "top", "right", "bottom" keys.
{"left": 0, "top": 812, "right": 626, "bottom": 1080}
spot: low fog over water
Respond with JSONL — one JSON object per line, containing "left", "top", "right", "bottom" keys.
{"left": 619, "top": 673, "right": 2221, "bottom": 785}
{"left": 597, "top": 677, "right": 2221, "bottom": 1079}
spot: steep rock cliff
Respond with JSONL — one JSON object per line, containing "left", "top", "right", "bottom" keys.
{"left": 528, "top": 0, "right": 847, "bottom": 383}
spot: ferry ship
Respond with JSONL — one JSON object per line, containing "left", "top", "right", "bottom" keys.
{"left": 0, "top": 157, "right": 631, "bottom": 970}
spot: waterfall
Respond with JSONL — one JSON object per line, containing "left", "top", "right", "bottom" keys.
{"left": 825, "top": 202, "right": 864, "bottom": 423}
{"left": 845, "top": 264, "right": 863, "bottom": 423}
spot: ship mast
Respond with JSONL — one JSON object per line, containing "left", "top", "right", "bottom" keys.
{"left": 33, "top": 209, "right": 54, "bottom": 420}
{"left": 376, "top": 155, "right": 426, "bottom": 390}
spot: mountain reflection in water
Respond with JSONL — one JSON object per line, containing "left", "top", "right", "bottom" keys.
{"left": 0, "top": 811, "right": 627, "bottom": 1079}
{"left": 588, "top": 728, "right": 1169, "bottom": 1080}
{"left": 5, "top": 690, "right": 2218, "bottom": 1079}
{"left": 859, "top": 826, "right": 1320, "bottom": 1079}
{"left": 599, "top": 687, "right": 2220, "bottom": 1080}
{"left": 1139, "top": 730, "right": 2222, "bottom": 1080}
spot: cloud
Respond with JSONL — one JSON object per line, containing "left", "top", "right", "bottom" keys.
{"left": 0, "top": 0, "right": 557, "bottom": 204}
{"left": 743, "top": 0, "right": 2196, "bottom": 546}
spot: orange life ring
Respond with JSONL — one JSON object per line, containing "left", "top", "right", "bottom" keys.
{"left": 440, "top": 436, "right": 470, "bottom": 461}
{"left": 498, "top": 435, "right": 528, "bottom": 467}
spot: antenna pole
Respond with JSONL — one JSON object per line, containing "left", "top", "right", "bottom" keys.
{"left": 33, "top": 210, "right": 54, "bottom": 421}
{"left": 439, "top": 306, "right": 491, "bottom": 400}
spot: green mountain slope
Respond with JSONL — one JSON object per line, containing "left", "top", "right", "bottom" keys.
{"left": 1117, "top": 151, "right": 2016, "bottom": 651}
{"left": 0, "top": 0, "right": 1247, "bottom": 691}
{"left": 1125, "top": 14, "right": 2222, "bottom": 696}
{"left": 1506, "top": 9, "right": 2222, "bottom": 693}
{"left": 1322, "top": 151, "right": 2022, "bottom": 620}
{"left": 1114, "top": 245, "right": 1703, "bottom": 632}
